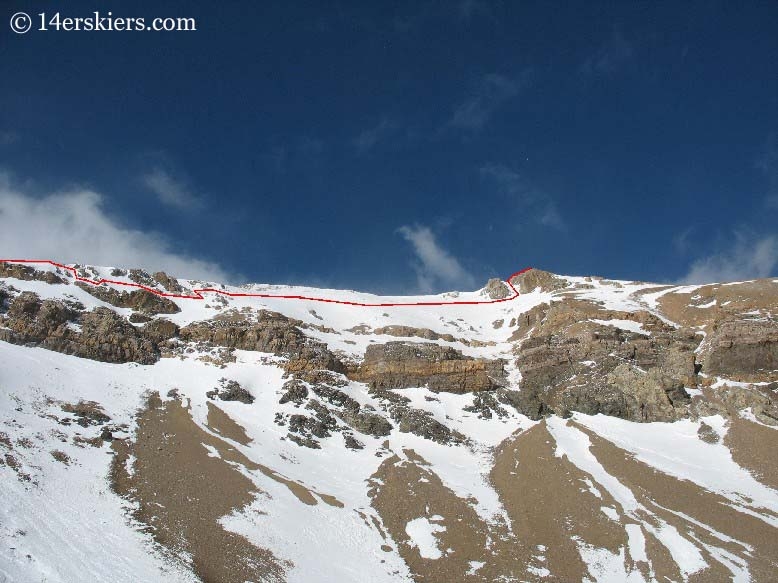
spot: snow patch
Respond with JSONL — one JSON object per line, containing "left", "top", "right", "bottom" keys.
{"left": 405, "top": 517, "right": 446, "bottom": 559}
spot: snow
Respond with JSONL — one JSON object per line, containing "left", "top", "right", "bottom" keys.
{"left": 466, "top": 560, "right": 485, "bottom": 574}
{"left": 547, "top": 417, "right": 709, "bottom": 580}
{"left": 624, "top": 524, "right": 647, "bottom": 563}
{"left": 527, "top": 565, "right": 551, "bottom": 577}
{"left": 0, "top": 346, "right": 199, "bottom": 583}
{"left": 600, "top": 506, "right": 619, "bottom": 521}
{"left": 574, "top": 539, "right": 643, "bottom": 583}
{"left": 572, "top": 414, "right": 778, "bottom": 524}
{"left": 404, "top": 517, "right": 446, "bottom": 559}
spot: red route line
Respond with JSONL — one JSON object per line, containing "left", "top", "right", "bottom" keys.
{"left": 0, "top": 259, "right": 532, "bottom": 308}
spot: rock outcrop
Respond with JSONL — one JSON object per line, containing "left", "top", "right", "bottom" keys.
{"left": 483, "top": 278, "right": 511, "bottom": 299}
{"left": 350, "top": 341, "right": 506, "bottom": 394}
{"left": 701, "top": 318, "right": 778, "bottom": 382}
{"left": 180, "top": 309, "right": 344, "bottom": 373}
{"left": 511, "top": 299, "right": 700, "bottom": 421}
{"left": 509, "top": 268, "right": 566, "bottom": 293}
{"left": 0, "top": 262, "right": 66, "bottom": 285}
{"left": 0, "top": 292, "right": 159, "bottom": 364}
{"left": 140, "top": 318, "right": 180, "bottom": 342}
{"left": 207, "top": 378, "right": 255, "bottom": 404}
{"left": 75, "top": 283, "right": 181, "bottom": 315}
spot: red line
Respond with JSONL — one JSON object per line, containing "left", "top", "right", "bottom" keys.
{"left": 0, "top": 259, "right": 532, "bottom": 308}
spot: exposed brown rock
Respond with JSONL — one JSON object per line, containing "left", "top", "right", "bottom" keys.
{"left": 180, "top": 309, "right": 344, "bottom": 373}
{"left": 651, "top": 279, "right": 778, "bottom": 329}
{"left": 725, "top": 416, "right": 778, "bottom": 489}
{"left": 491, "top": 423, "right": 629, "bottom": 582}
{"left": 701, "top": 318, "right": 778, "bottom": 382}
{"left": 140, "top": 318, "right": 180, "bottom": 342}
{"left": 508, "top": 268, "right": 567, "bottom": 293}
{"left": 483, "top": 277, "right": 511, "bottom": 299}
{"left": 511, "top": 298, "right": 699, "bottom": 421}
{"left": 0, "top": 292, "right": 159, "bottom": 364}
{"left": 0, "top": 261, "right": 66, "bottom": 284}
{"left": 370, "top": 448, "right": 516, "bottom": 582}
{"left": 75, "top": 282, "right": 181, "bottom": 315}
{"left": 152, "top": 271, "right": 184, "bottom": 293}
{"left": 351, "top": 341, "right": 506, "bottom": 394}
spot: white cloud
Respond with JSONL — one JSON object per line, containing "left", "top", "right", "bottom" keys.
{"left": 683, "top": 234, "right": 778, "bottom": 284}
{"left": 397, "top": 224, "right": 475, "bottom": 292}
{"left": 354, "top": 118, "right": 397, "bottom": 153}
{"left": 538, "top": 204, "right": 565, "bottom": 230}
{"left": 480, "top": 163, "right": 565, "bottom": 230}
{"left": 449, "top": 73, "right": 527, "bottom": 131}
{"left": 580, "top": 25, "right": 634, "bottom": 76}
{"left": 142, "top": 168, "right": 202, "bottom": 210}
{"left": 0, "top": 131, "right": 18, "bottom": 146}
{"left": 0, "top": 178, "right": 229, "bottom": 282}
{"left": 756, "top": 135, "right": 778, "bottom": 209}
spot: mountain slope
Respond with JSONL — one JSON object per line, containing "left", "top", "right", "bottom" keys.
{"left": 1, "top": 260, "right": 776, "bottom": 582}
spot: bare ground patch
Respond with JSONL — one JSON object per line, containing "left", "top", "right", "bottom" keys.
{"left": 206, "top": 401, "right": 252, "bottom": 445}
{"left": 491, "top": 422, "right": 633, "bottom": 582}
{"left": 575, "top": 422, "right": 778, "bottom": 582}
{"left": 110, "top": 393, "right": 289, "bottom": 583}
{"left": 725, "top": 416, "right": 778, "bottom": 490}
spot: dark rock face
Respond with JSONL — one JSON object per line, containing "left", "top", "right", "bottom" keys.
{"left": 703, "top": 319, "right": 778, "bottom": 382}
{"left": 340, "top": 409, "right": 393, "bottom": 437}
{"left": 129, "top": 312, "right": 153, "bottom": 324}
{"left": 310, "top": 384, "right": 360, "bottom": 412}
{"left": 343, "top": 434, "right": 365, "bottom": 450}
{"left": 286, "top": 399, "right": 340, "bottom": 448}
{"left": 716, "top": 385, "right": 778, "bottom": 426}
{"left": 207, "top": 379, "right": 255, "bottom": 404}
{"left": 389, "top": 405, "right": 463, "bottom": 444}
{"left": 278, "top": 379, "right": 309, "bottom": 405}
{"left": 0, "top": 292, "right": 159, "bottom": 364}
{"left": 351, "top": 342, "right": 506, "bottom": 394}
{"left": 180, "top": 310, "right": 344, "bottom": 373}
{"left": 371, "top": 325, "right": 458, "bottom": 343}
{"left": 141, "top": 318, "right": 180, "bottom": 342}
{"left": 75, "top": 283, "right": 180, "bottom": 315}
{"left": 511, "top": 300, "right": 701, "bottom": 422}
{"left": 463, "top": 391, "right": 509, "bottom": 420}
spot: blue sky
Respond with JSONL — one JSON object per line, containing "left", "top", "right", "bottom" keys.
{"left": 1, "top": 1, "right": 777, "bottom": 292}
